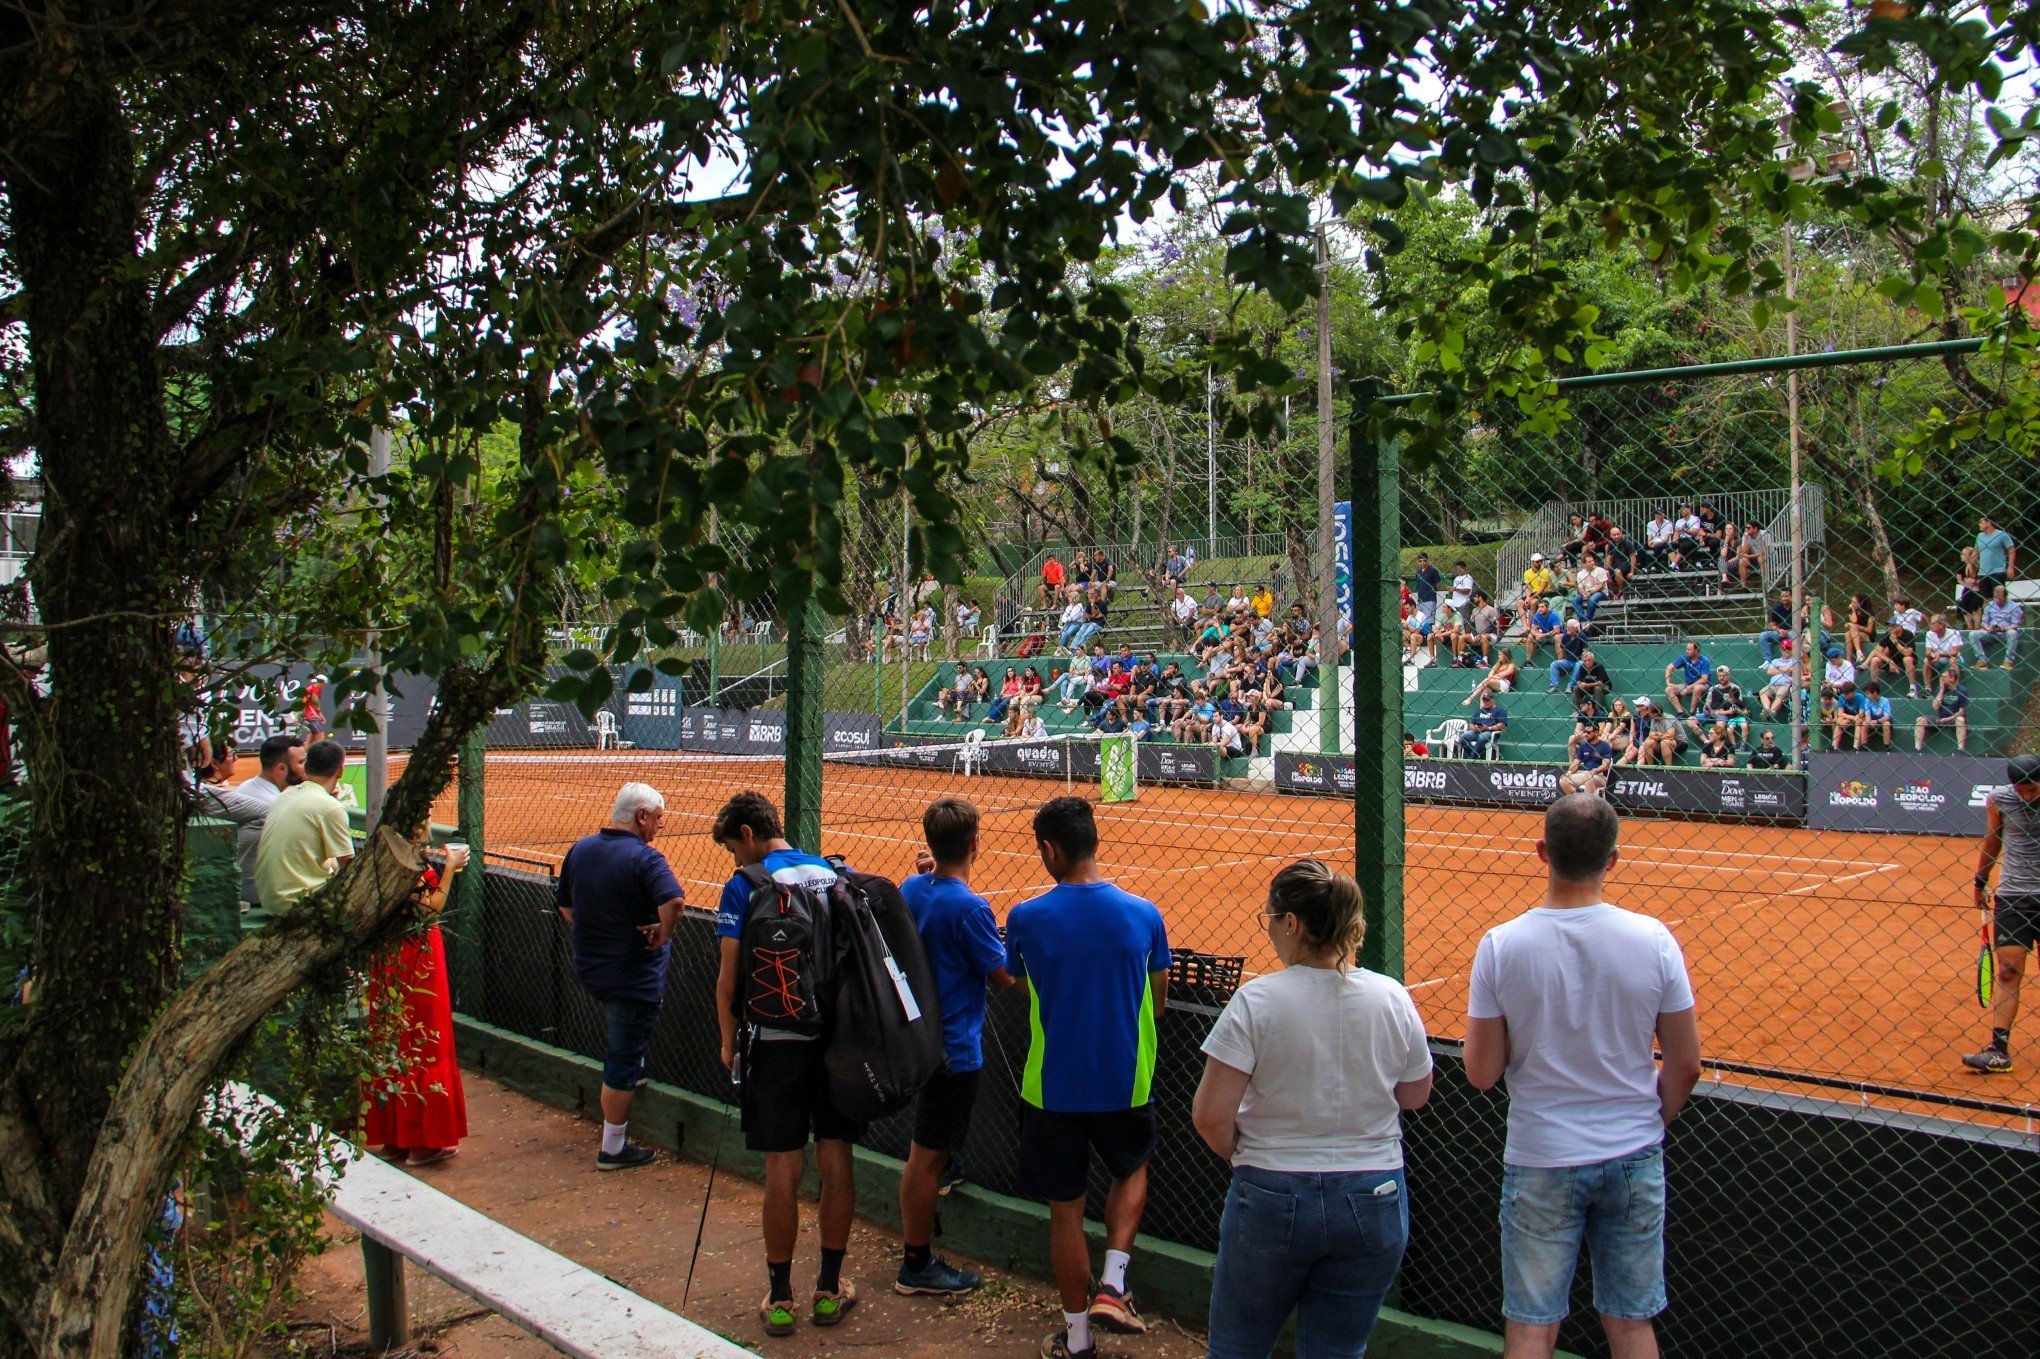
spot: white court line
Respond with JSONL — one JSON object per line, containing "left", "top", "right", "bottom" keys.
{"left": 1660, "top": 862, "right": 1902, "bottom": 927}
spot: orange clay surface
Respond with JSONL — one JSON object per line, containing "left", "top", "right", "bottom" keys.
{"left": 405, "top": 750, "right": 2038, "bottom": 1120}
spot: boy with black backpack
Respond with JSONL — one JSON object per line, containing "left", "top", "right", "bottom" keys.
{"left": 712, "top": 791, "right": 860, "bottom": 1336}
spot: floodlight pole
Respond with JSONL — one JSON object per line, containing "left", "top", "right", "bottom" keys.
{"left": 1315, "top": 225, "right": 1341, "bottom": 754}
{"left": 1206, "top": 365, "right": 1218, "bottom": 554}
{"left": 364, "top": 426, "right": 391, "bottom": 829}
{"left": 1785, "top": 215, "right": 1807, "bottom": 765}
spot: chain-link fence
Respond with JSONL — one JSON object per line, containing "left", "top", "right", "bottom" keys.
{"left": 418, "top": 336, "right": 2036, "bottom": 1358}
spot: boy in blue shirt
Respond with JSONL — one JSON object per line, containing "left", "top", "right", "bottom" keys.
{"left": 711, "top": 792, "right": 857, "bottom": 1335}
{"left": 1006, "top": 798, "right": 1171, "bottom": 1358}
{"left": 897, "top": 798, "right": 1015, "bottom": 1297}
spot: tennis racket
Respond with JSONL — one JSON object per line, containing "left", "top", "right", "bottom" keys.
{"left": 1977, "top": 890, "right": 1995, "bottom": 1009}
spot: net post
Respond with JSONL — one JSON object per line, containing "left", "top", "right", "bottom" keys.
{"left": 1350, "top": 379, "right": 1404, "bottom": 980}
{"left": 450, "top": 726, "right": 486, "bottom": 1010}
{"left": 784, "top": 593, "right": 826, "bottom": 851}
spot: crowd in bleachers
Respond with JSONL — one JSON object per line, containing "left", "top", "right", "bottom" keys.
{"left": 1407, "top": 510, "right": 2024, "bottom": 773}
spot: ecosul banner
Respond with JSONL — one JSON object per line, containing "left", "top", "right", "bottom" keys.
{"left": 1808, "top": 752, "right": 2005, "bottom": 837}
{"left": 1275, "top": 754, "right": 1806, "bottom": 822}
{"left": 667, "top": 706, "right": 881, "bottom": 757}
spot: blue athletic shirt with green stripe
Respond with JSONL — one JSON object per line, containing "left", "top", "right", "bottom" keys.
{"left": 1005, "top": 880, "right": 1171, "bottom": 1112}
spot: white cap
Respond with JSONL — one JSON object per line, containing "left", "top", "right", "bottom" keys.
{"left": 1530, "top": 552, "right": 1545, "bottom": 562}
{"left": 1635, "top": 695, "right": 1653, "bottom": 707}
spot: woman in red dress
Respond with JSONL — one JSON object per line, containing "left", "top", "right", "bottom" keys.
{"left": 362, "top": 841, "right": 470, "bottom": 1165}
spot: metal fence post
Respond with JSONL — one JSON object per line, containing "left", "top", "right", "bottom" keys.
{"left": 451, "top": 728, "right": 486, "bottom": 1011}
{"left": 784, "top": 595, "right": 825, "bottom": 851}
{"left": 1350, "top": 380, "right": 1404, "bottom": 979}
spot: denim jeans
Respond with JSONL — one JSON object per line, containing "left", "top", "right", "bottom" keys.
{"left": 1059, "top": 622, "right": 1084, "bottom": 648}
{"left": 1499, "top": 1145, "right": 1667, "bottom": 1326}
{"left": 1755, "top": 630, "right": 1783, "bottom": 662}
{"left": 1973, "top": 628, "right": 2021, "bottom": 666}
{"left": 1548, "top": 659, "right": 1582, "bottom": 691}
{"left": 599, "top": 996, "right": 663, "bottom": 1091}
{"left": 1573, "top": 590, "right": 1606, "bottom": 622}
{"left": 1071, "top": 622, "right": 1103, "bottom": 649}
{"left": 1207, "top": 1165, "right": 1408, "bottom": 1359}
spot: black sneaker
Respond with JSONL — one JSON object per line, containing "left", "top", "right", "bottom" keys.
{"left": 1039, "top": 1329, "right": 1096, "bottom": 1359}
{"left": 1962, "top": 1047, "right": 2013, "bottom": 1074}
{"left": 938, "top": 1159, "right": 967, "bottom": 1196}
{"left": 596, "top": 1142, "right": 657, "bottom": 1171}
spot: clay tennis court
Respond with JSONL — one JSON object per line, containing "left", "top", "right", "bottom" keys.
{"left": 419, "top": 749, "right": 2034, "bottom": 1115}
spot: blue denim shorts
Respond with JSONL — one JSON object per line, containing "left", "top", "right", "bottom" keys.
{"left": 600, "top": 996, "right": 662, "bottom": 1091}
{"left": 1499, "top": 1144, "right": 1667, "bottom": 1325}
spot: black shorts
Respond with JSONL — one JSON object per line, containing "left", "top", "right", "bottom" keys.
{"left": 1017, "top": 1105, "right": 1156, "bottom": 1203}
{"left": 912, "top": 1069, "right": 982, "bottom": 1154}
{"left": 739, "top": 1037, "right": 867, "bottom": 1153}
{"left": 1995, "top": 894, "right": 2040, "bottom": 952}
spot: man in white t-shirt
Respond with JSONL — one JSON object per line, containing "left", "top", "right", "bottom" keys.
{"left": 1448, "top": 560, "right": 1475, "bottom": 612}
{"left": 1464, "top": 795, "right": 1702, "bottom": 1359}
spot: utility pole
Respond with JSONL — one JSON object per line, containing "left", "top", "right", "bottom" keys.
{"left": 1205, "top": 365, "right": 1218, "bottom": 555}
{"left": 364, "top": 425, "right": 391, "bottom": 829}
{"left": 1315, "top": 225, "right": 1341, "bottom": 754}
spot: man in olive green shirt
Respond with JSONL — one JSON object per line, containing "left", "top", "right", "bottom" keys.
{"left": 255, "top": 739, "right": 354, "bottom": 910}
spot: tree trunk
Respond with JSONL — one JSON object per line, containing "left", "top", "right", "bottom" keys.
{"left": 1286, "top": 523, "right": 1318, "bottom": 621}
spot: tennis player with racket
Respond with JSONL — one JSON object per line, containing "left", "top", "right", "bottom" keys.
{"left": 1963, "top": 754, "right": 2040, "bottom": 1074}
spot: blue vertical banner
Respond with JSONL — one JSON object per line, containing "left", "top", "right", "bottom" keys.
{"left": 1334, "top": 499, "right": 1352, "bottom": 620}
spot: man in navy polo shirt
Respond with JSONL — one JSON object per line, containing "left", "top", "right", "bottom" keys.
{"left": 896, "top": 797, "right": 1015, "bottom": 1298}
{"left": 555, "top": 782, "right": 686, "bottom": 1172}
{"left": 1006, "top": 797, "right": 1171, "bottom": 1359}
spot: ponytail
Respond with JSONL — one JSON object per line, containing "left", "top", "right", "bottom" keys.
{"left": 1267, "top": 859, "right": 1366, "bottom": 963}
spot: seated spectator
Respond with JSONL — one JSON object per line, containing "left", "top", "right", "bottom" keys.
{"left": 1689, "top": 665, "right": 1748, "bottom": 749}
{"left": 939, "top": 666, "right": 980, "bottom": 720}
{"left": 1570, "top": 649, "right": 1612, "bottom": 710}
{"left": 1891, "top": 594, "right": 1926, "bottom": 636}
{"left": 1126, "top": 707, "right": 1152, "bottom": 741}
{"left": 1643, "top": 510, "right": 1675, "bottom": 571}
{"left": 1075, "top": 594, "right": 1109, "bottom": 650}
{"left": 909, "top": 604, "right": 936, "bottom": 657}
{"left": 1560, "top": 727, "right": 1617, "bottom": 796}
{"left": 1728, "top": 523, "right": 1763, "bottom": 589}
{"left": 1558, "top": 513, "right": 1590, "bottom": 567}
{"left": 1173, "top": 685, "right": 1218, "bottom": 744}
{"left": 1194, "top": 613, "right": 1230, "bottom": 663}
{"left": 1823, "top": 648, "right": 1856, "bottom": 692}
{"left": 1457, "top": 691, "right": 1508, "bottom": 759}
{"left": 1747, "top": 729, "right": 1788, "bottom": 770}
{"left": 1148, "top": 662, "right": 1192, "bottom": 725}
{"left": 1760, "top": 641, "right": 1796, "bottom": 718}
{"left": 1826, "top": 680, "right": 1869, "bottom": 750}
{"left": 1972, "top": 586, "right": 2023, "bottom": 669}
{"left": 1086, "top": 643, "right": 1111, "bottom": 678}
{"left": 1711, "top": 522, "right": 1742, "bottom": 592}
{"left": 1211, "top": 709, "right": 1247, "bottom": 758}
{"left": 1164, "top": 545, "right": 1190, "bottom": 585}
{"left": 1056, "top": 587, "right": 1089, "bottom": 651}
{"left": 1039, "top": 554, "right": 1066, "bottom": 607}
{"left": 1284, "top": 602, "right": 1313, "bottom": 647}
{"left": 1865, "top": 622, "right": 1920, "bottom": 698}
{"left": 1571, "top": 554, "right": 1610, "bottom": 623}
{"left": 1921, "top": 613, "right": 1965, "bottom": 686}
{"left": 1567, "top": 697, "right": 1607, "bottom": 760}
{"left": 1401, "top": 605, "right": 1432, "bottom": 663}
{"left": 1402, "top": 732, "right": 1429, "bottom": 758}
{"left": 1520, "top": 598, "right": 1564, "bottom": 665}
{"left": 1053, "top": 664, "right": 1094, "bottom": 713}
{"left": 1250, "top": 583, "right": 1275, "bottom": 619}
{"left": 1699, "top": 724, "right": 1738, "bottom": 768}
{"left": 1017, "top": 709, "right": 1049, "bottom": 740}
{"left": 1251, "top": 611, "right": 1279, "bottom": 648}
{"left": 1602, "top": 527, "right": 1636, "bottom": 598}
{"left": 1662, "top": 641, "right": 1713, "bottom": 716}
{"left": 1463, "top": 648, "right": 1520, "bottom": 707}
{"left": 1914, "top": 665, "right": 1970, "bottom": 752}
{"left": 1020, "top": 665, "right": 1045, "bottom": 699}
{"left": 1082, "top": 662, "right": 1131, "bottom": 714}
{"left": 1621, "top": 697, "right": 1680, "bottom": 767}
{"left": 1168, "top": 585, "right": 1198, "bottom": 646}
{"left": 1546, "top": 620, "right": 1590, "bottom": 692}
{"left": 1518, "top": 553, "right": 1556, "bottom": 616}
{"left": 1458, "top": 591, "right": 1502, "bottom": 667}
{"left": 1202, "top": 580, "right": 1226, "bottom": 616}
{"left": 1671, "top": 503, "right": 1703, "bottom": 568}
{"left": 1695, "top": 501, "right": 1724, "bottom": 561}
{"left": 1236, "top": 696, "right": 1273, "bottom": 755}
{"left": 1604, "top": 698, "right": 1635, "bottom": 763}
{"left": 1427, "top": 601, "right": 1464, "bottom": 663}
{"left": 1226, "top": 583, "right": 1251, "bottom": 618}
{"left": 1858, "top": 680, "right": 1895, "bottom": 751}
{"left": 1092, "top": 552, "right": 1117, "bottom": 597}
{"left": 1843, "top": 593, "right": 1876, "bottom": 663}
{"left": 956, "top": 599, "right": 982, "bottom": 639}
{"left": 984, "top": 666, "right": 1023, "bottom": 723}
{"left": 1089, "top": 698, "right": 1129, "bottom": 735}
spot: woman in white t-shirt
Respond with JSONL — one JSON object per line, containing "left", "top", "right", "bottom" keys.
{"left": 1192, "top": 861, "right": 1433, "bottom": 1359}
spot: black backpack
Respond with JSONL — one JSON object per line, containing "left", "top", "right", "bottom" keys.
{"left": 822, "top": 870, "right": 947, "bottom": 1122}
{"left": 735, "top": 863, "right": 834, "bottom": 1039}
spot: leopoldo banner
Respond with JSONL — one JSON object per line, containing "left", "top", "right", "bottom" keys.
{"left": 1807, "top": 752, "right": 2004, "bottom": 837}
{"left": 1274, "top": 754, "right": 1807, "bottom": 823}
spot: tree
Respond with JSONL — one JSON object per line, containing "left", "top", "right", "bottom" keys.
{"left": 0, "top": 2, "right": 1860, "bottom": 1354}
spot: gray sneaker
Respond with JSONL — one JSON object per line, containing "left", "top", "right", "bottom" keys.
{"left": 894, "top": 1255, "right": 981, "bottom": 1296}
{"left": 1962, "top": 1047, "right": 2012, "bottom": 1074}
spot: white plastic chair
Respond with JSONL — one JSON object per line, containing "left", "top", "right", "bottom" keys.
{"left": 679, "top": 627, "right": 704, "bottom": 648}
{"left": 957, "top": 727, "right": 987, "bottom": 777}
{"left": 749, "top": 619, "right": 774, "bottom": 644}
{"left": 594, "top": 710, "right": 633, "bottom": 751}
{"left": 1425, "top": 717, "right": 1472, "bottom": 759}
{"left": 978, "top": 624, "right": 1001, "bottom": 659}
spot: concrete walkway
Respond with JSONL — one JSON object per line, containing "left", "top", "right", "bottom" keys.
{"left": 288, "top": 1074, "right": 1209, "bottom": 1359}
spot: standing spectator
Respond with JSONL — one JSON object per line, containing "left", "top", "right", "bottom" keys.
{"left": 557, "top": 782, "right": 686, "bottom": 1172}
{"left": 1973, "top": 585, "right": 2024, "bottom": 668}
{"left": 297, "top": 673, "right": 329, "bottom": 742}
{"left": 897, "top": 799, "right": 1017, "bottom": 1297}
{"left": 363, "top": 831, "right": 472, "bottom": 1167}
{"left": 1921, "top": 613, "right": 1966, "bottom": 686}
{"left": 711, "top": 793, "right": 858, "bottom": 1334}
{"left": 1642, "top": 511, "right": 1675, "bottom": 573}
{"left": 1603, "top": 527, "right": 1636, "bottom": 598}
{"left": 1521, "top": 598, "right": 1564, "bottom": 666}
{"left": 1975, "top": 514, "right": 2017, "bottom": 594}
{"left": 1572, "top": 554, "right": 1610, "bottom": 624}
{"left": 1459, "top": 691, "right": 1509, "bottom": 759}
{"left": 198, "top": 734, "right": 305, "bottom": 905}
{"left": 1411, "top": 553, "right": 1442, "bottom": 625}
{"left": 1448, "top": 560, "right": 1476, "bottom": 614}
{"left": 1661, "top": 642, "right": 1713, "bottom": 716}
{"left": 1194, "top": 862, "right": 1432, "bottom": 1359}
{"left": 1463, "top": 796, "right": 1701, "bottom": 1359}
{"left": 1859, "top": 680, "right": 1896, "bottom": 750}
{"left": 1914, "top": 665, "right": 1971, "bottom": 751}
{"left": 1007, "top": 799, "right": 1171, "bottom": 1356}
{"left": 254, "top": 739, "right": 354, "bottom": 912}
{"left": 1546, "top": 620, "right": 1590, "bottom": 693}
{"left": 1041, "top": 554, "right": 1068, "bottom": 606}
{"left": 1961, "top": 754, "right": 2040, "bottom": 1074}
{"left": 1747, "top": 729, "right": 1788, "bottom": 770}
{"left": 1269, "top": 559, "right": 1288, "bottom": 603}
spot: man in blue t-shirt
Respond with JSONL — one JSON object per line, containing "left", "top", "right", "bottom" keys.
{"left": 555, "top": 782, "right": 686, "bottom": 1172}
{"left": 895, "top": 797, "right": 1014, "bottom": 1298}
{"left": 1662, "top": 641, "right": 1714, "bottom": 716}
{"left": 1005, "top": 798, "right": 1170, "bottom": 1358}
{"left": 710, "top": 792, "right": 857, "bottom": 1334}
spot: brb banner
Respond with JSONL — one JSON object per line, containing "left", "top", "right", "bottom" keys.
{"left": 1807, "top": 752, "right": 2004, "bottom": 837}
{"left": 1274, "top": 754, "right": 1807, "bottom": 823}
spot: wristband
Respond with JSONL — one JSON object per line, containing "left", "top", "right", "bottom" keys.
{"left": 1976, "top": 874, "right": 1990, "bottom": 889}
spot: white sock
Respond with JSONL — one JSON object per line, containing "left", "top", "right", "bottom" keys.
{"left": 1063, "top": 1312, "right": 1092, "bottom": 1352}
{"left": 601, "top": 1121, "right": 627, "bottom": 1155}
{"left": 1101, "top": 1249, "right": 1130, "bottom": 1293}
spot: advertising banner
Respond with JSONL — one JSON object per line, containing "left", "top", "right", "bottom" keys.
{"left": 1274, "top": 754, "right": 1806, "bottom": 823}
{"left": 222, "top": 664, "right": 436, "bottom": 752}
{"left": 1807, "top": 752, "right": 2005, "bottom": 837}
